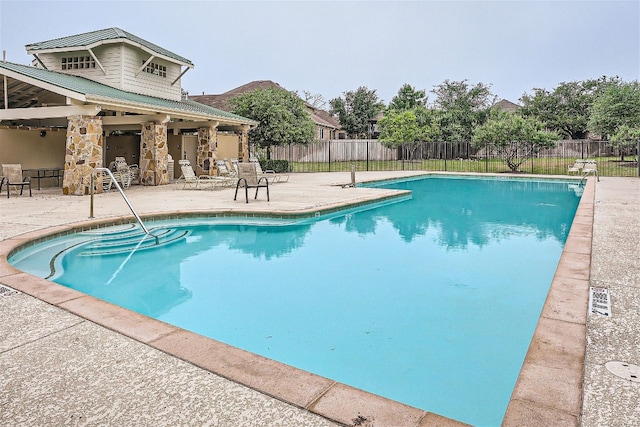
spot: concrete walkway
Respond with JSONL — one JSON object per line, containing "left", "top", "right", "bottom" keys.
{"left": 580, "top": 177, "right": 640, "bottom": 426}
{"left": 0, "top": 172, "right": 638, "bottom": 426}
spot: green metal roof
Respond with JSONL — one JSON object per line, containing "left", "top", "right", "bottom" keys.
{"left": 25, "top": 28, "right": 193, "bottom": 66}
{"left": 0, "top": 61, "right": 255, "bottom": 124}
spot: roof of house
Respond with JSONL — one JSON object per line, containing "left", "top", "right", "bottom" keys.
{"left": 0, "top": 61, "right": 255, "bottom": 124}
{"left": 25, "top": 27, "right": 193, "bottom": 67}
{"left": 190, "top": 80, "right": 286, "bottom": 111}
{"left": 190, "top": 80, "right": 340, "bottom": 129}
{"left": 493, "top": 99, "right": 521, "bottom": 112}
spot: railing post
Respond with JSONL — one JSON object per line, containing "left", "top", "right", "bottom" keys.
{"left": 89, "top": 172, "right": 95, "bottom": 218}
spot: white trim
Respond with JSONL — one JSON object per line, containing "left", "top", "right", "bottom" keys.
{"left": 87, "top": 48, "right": 106, "bottom": 75}
{"left": 0, "top": 104, "right": 101, "bottom": 120}
{"left": 135, "top": 55, "right": 156, "bottom": 77}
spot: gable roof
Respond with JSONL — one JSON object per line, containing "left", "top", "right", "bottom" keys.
{"left": 190, "top": 80, "right": 286, "bottom": 111}
{"left": 25, "top": 27, "right": 193, "bottom": 67}
{"left": 493, "top": 99, "right": 521, "bottom": 112}
{"left": 0, "top": 61, "right": 255, "bottom": 125}
{"left": 190, "top": 80, "right": 339, "bottom": 129}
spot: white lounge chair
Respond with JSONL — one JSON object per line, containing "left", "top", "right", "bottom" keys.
{"left": 176, "top": 159, "right": 226, "bottom": 189}
{"left": 249, "top": 157, "right": 289, "bottom": 183}
{"left": 214, "top": 160, "right": 238, "bottom": 187}
{"left": 582, "top": 159, "right": 599, "bottom": 181}
{"left": 567, "top": 159, "right": 585, "bottom": 175}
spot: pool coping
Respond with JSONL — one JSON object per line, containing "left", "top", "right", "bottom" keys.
{"left": 0, "top": 175, "right": 595, "bottom": 427}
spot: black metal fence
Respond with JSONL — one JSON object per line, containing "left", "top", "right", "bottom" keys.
{"left": 259, "top": 139, "right": 639, "bottom": 177}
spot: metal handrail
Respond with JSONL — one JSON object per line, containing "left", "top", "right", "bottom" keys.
{"left": 91, "top": 167, "right": 153, "bottom": 237}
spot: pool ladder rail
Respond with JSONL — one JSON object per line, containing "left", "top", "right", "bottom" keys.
{"left": 91, "top": 168, "right": 158, "bottom": 244}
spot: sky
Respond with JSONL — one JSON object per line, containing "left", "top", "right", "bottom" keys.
{"left": 1, "top": 0, "right": 638, "bottom": 107}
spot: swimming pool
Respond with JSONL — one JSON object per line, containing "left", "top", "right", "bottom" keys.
{"left": 9, "top": 176, "right": 581, "bottom": 426}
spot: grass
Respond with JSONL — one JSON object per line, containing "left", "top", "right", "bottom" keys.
{"left": 287, "top": 157, "right": 638, "bottom": 177}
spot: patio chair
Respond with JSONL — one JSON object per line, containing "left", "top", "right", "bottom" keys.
{"left": 567, "top": 159, "right": 585, "bottom": 175}
{"left": 1, "top": 164, "right": 31, "bottom": 198}
{"left": 249, "top": 157, "right": 289, "bottom": 183}
{"left": 234, "top": 162, "right": 269, "bottom": 203}
{"left": 214, "top": 160, "right": 238, "bottom": 187}
{"left": 176, "top": 159, "right": 225, "bottom": 190}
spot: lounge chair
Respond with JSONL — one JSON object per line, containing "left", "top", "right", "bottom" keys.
{"left": 176, "top": 159, "right": 225, "bottom": 190}
{"left": 582, "top": 159, "right": 599, "bottom": 181}
{"left": 234, "top": 162, "right": 269, "bottom": 203}
{"left": 1, "top": 164, "right": 32, "bottom": 198}
{"left": 249, "top": 157, "right": 289, "bottom": 183}
{"left": 567, "top": 159, "right": 585, "bottom": 175}
{"left": 214, "top": 160, "right": 238, "bottom": 187}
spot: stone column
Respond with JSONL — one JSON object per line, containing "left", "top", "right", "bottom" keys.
{"left": 239, "top": 125, "right": 250, "bottom": 161}
{"left": 140, "top": 121, "right": 168, "bottom": 185}
{"left": 63, "top": 115, "right": 103, "bottom": 195}
{"left": 196, "top": 125, "right": 218, "bottom": 175}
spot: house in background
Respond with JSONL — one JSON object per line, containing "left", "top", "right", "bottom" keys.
{"left": 190, "top": 80, "right": 343, "bottom": 143}
{"left": 0, "top": 28, "right": 256, "bottom": 194}
{"left": 493, "top": 99, "right": 521, "bottom": 112}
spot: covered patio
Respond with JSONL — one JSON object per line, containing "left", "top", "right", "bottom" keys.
{"left": 0, "top": 60, "right": 256, "bottom": 195}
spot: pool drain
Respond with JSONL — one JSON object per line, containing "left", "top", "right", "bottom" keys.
{"left": 605, "top": 361, "right": 640, "bottom": 383}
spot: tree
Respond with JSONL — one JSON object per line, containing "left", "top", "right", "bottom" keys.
{"left": 588, "top": 80, "right": 640, "bottom": 138}
{"left": 388, "top": 83, "right": 427, "bottom": 111}
{"left": 302, "top": 91, "right": 327, "bottom": 109}
{"left": 611, "top": 125, "right": 640, "bottom": 161}
{"left": 473, "top": 111, "right": 559, "bottom": 172}
{"left": 520, "top": 77, "right": 621, "bottom": 139}
{"left": 430, "top": 79, "right": 496, "bottom": 142}
{"left": 229, "top": 87, "right": 316, "bottom": 158}
{"left": 329, "top": 86, "right": 385, "bottom": 138}
{"left": 378, "top": 106, "right": 440, "bottom": 160}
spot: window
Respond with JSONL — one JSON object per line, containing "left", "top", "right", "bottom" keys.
{"left": 142, "top": 60, "right": 167, "bottom": 78}
{"left": 61, "top": 56, "right": 96, "bottom": 70}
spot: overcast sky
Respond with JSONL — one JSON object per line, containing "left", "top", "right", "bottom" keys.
{"left": 1, "top": 0, "right": 638, "bottom": 106}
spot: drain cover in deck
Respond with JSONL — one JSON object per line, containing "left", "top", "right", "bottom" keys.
{"left": 589, "top": 286, "right": 611, "bottom": 316}
{"left": 605, "top": 361, "right": 640, "bottom": 383}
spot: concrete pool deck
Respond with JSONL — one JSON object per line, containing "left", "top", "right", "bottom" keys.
{"left": 0, "top": 172, "right": 637, "bottom": 426}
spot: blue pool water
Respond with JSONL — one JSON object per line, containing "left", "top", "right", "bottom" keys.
{"left": 10, "top": 176, "right": 581, "bottom": 426}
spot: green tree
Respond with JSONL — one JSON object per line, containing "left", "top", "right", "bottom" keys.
{"left": 378, "top": 107, "right": 440, "bottom": 160}
{"left": 610, "top": 124, "right": 640, "bottom": 161}
{"left": 329, "top": 86, "right": 385, "bottom": 138}
{"left": 388, "top": 83, "right": 427, "bottom": 111}
{"left": 588, "top": 81, "right": 640, "bottom": 138}
{"left": 431, "top": 79, "right": 496, "bottom": 142}
{"left": 473, "top": 111, "right": 559, "bottom": 172}
{"left": 229, "top": 87, "right": 316, "bottom": 158}
{"left": 520, "top": 77, "right": 621, "bottom": 139}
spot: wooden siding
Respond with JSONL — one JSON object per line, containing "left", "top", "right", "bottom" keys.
{"left": 35, "top": 44, "right": 183, "bottom": 101}
{"left": 120, "top": 46, "right": 182, "bottom": 100}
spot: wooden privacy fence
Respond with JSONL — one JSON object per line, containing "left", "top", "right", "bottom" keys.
{"left": 262, "top": 139, "right": 639, "bottom": 177}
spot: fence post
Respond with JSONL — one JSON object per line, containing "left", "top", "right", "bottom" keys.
{"left": 531, "top": 141, "right": 534, "bottom": 174}
{"left": 485, "top": 142, "right": 489, "bottom": 172}
{"left": 444, "top": 143, "right": 447, "bottom": 171}
{"left": 328, "top": 139, "right": 331, "bottom": 172}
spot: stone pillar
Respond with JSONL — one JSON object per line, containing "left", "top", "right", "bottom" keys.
{"left": 196, "top": 125, "right": 218, "bottom": 175}
{"left": 239, "top": 125, "right": 250, "bottom": 161}
{"left": 63, "top": 115, "right": 103, "bottom": 195}
{"left": 140, "top": 121, "right": 168, "bottom": 185}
